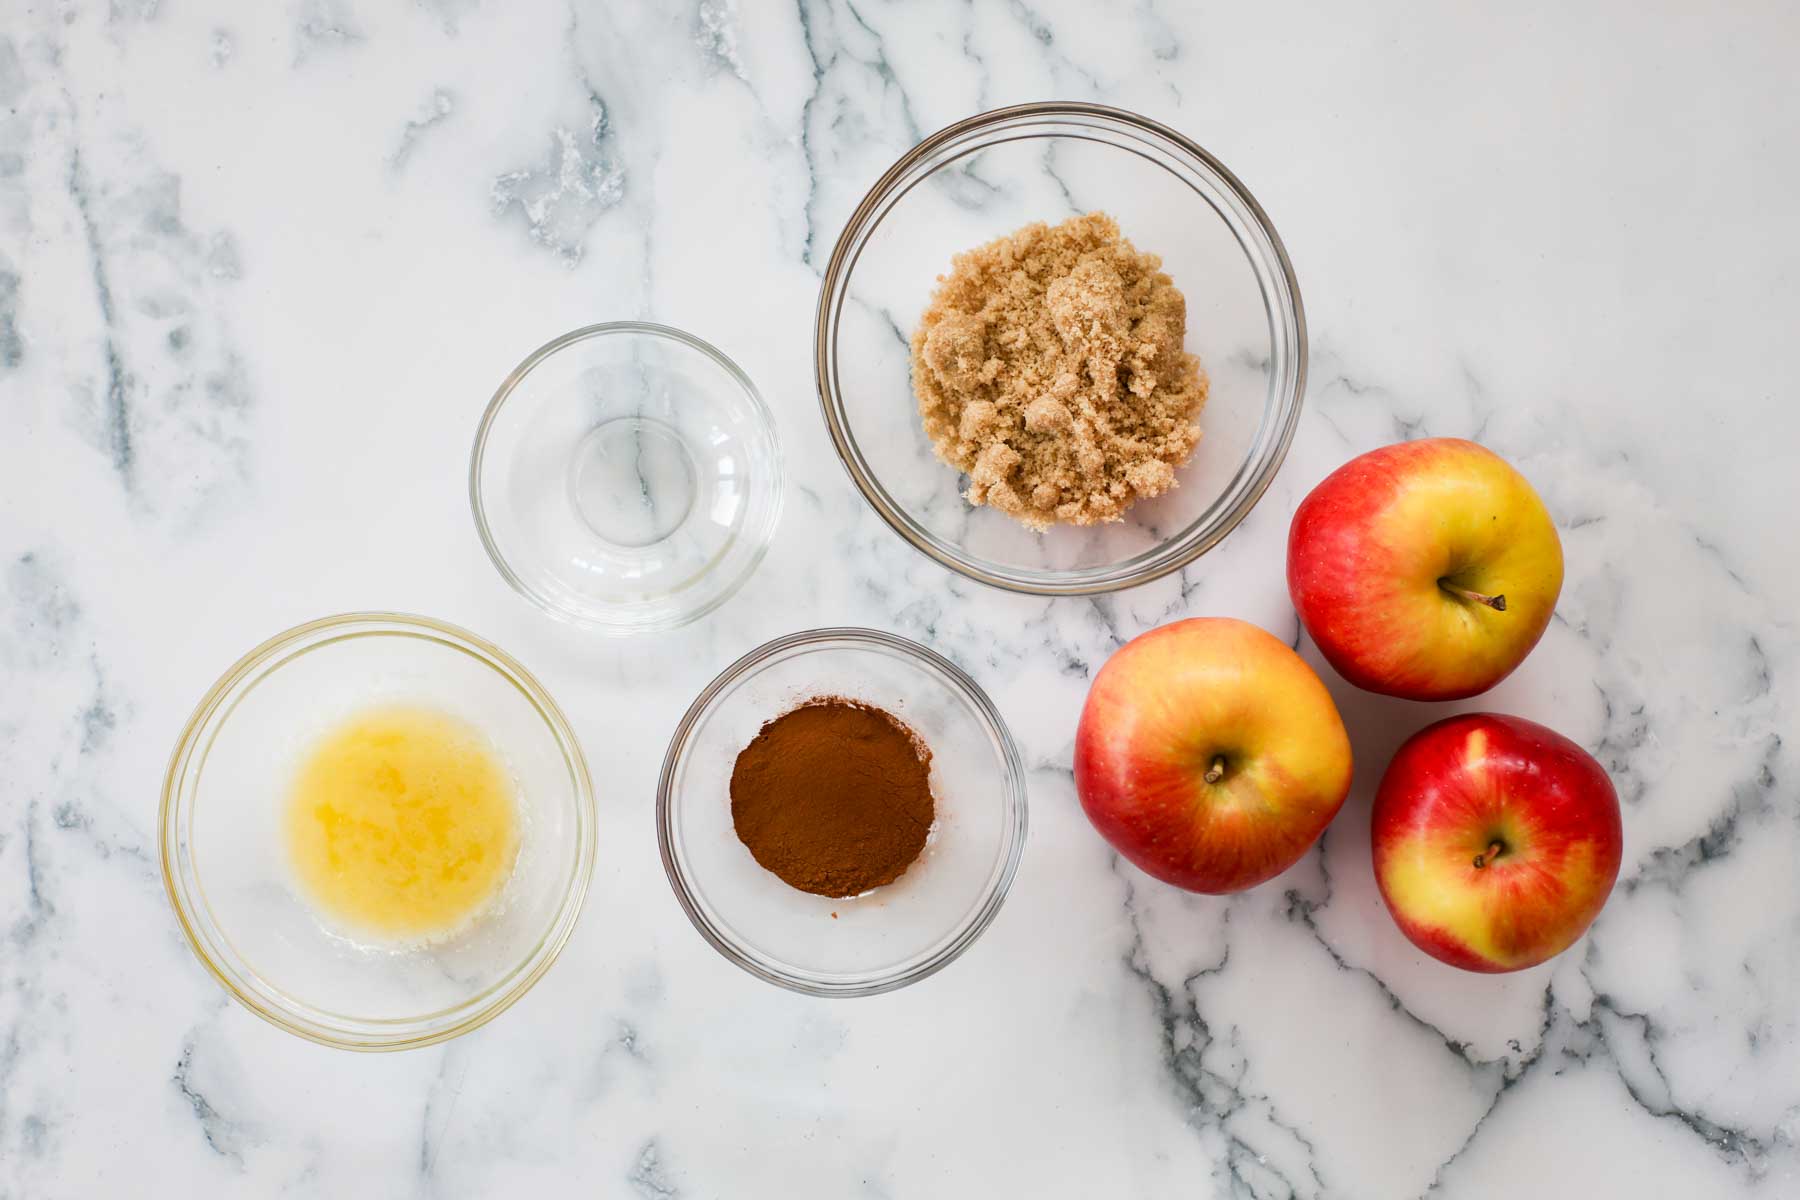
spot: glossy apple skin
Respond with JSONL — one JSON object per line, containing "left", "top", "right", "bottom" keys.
{"left": 1373, "top": 713, "right": 1621, "bottom": 973}
{"left": 1074, "top": 618, "right": 1353, "bottom": 894}
{"left": 1287, "top": 438, "right": 1563, "bottom": 701}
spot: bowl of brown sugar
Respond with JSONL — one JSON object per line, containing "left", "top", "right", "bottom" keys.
{"left": 657, "top": 628, "right": 1027, "bottom": 996}
{"left": 815, "top": 102, "right": 1306, "bottom": 595}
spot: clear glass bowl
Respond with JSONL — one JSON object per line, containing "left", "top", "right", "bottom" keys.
{"left": 471, "top": 323, "right": 784, "bottom": 633}
{"left": 658, "top": 629, "right": 1027, "bottom": 996}
{"left": 160, "top": 613, "right": 596, "bottom": 1050}
{"left": 815, "top": 102, "right": 1306, "bottom": 595}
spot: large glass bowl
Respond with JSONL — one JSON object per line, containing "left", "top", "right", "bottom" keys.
{"left": 658, "top": 629, "right": 1027, "bottom": 996}
{"left": 815, "top": 102, "right": 1306, "bottom": 595}
{"left": 160, "top": 613, "right": 596, "bottom": 1050}
{"left": 471, "top": 323, "right": 784, "bottom": 633}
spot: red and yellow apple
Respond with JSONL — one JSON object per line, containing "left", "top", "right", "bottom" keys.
{"left": 1287, "top": 438, "right": 1563, "bottom": 701}
{"left": 1074, "top": 617, "right": 1353, "bottom": 894}
{"left": 1372, "top": 713, "right": 1621, "bottom": 973}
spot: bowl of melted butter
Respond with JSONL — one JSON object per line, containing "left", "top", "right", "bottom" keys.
{"left": 161, "top": 613, "right": 595, "bottom": 1050}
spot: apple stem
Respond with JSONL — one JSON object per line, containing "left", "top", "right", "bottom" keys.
{"left": 1440, "top": 581, "right": 1507, "bottom": 612}
{"left": 1204, "top": 756, "right": 1227, "bottom": 784}
{"left": 1473, "top": 840, "right": 1506, "bottom": 869}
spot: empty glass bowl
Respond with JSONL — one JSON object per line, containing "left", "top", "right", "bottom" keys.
{"left": 815, "top": 102, "right": 1306, "bottom": 595}
{"left": 160, "top": 613, "right": 596, "bottom": 1050}
{"left": 658, "top": 629, "right": 1027, "bottom": 996}
{"left": 471, "top": 323, "right": 784, "bottom": 633}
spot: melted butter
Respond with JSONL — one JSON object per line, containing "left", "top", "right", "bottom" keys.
{"left": 285, "top": 705, "right": 519, "bottom": 941}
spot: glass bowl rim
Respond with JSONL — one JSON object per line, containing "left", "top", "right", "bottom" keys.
{"left": 469, "top": 320, "right": 786, "bottom": 635}
{"left": 656, "top": 626, "right": 1029, "bottom": 997}
{"left": 159, "top": 611, "right": 597, "bottom": 1051}
{"left": 812, "top": 100, "right": 1308, "bottom": 596}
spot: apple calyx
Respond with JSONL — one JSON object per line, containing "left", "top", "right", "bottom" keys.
{"left": 1439, "top": 580, "right": 1508, "bottom": 612}
{"left": 1472, "top": 839, "right": 1507, "bottom": 869}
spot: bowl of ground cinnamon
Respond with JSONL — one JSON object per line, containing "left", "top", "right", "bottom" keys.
{"left": 657, "top": 628, "right": 1027, "bottom": 996}
{"left": 815, "top": 102, "right": 1306, "bottom": 595}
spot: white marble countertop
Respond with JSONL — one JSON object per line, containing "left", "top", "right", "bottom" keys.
{"left": 3, "top": 2, "right": 1795, "bottom": 1196}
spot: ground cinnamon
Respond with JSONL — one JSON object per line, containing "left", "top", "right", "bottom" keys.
{"left": 729, "top": 697, "right": 935, "bottom": 898}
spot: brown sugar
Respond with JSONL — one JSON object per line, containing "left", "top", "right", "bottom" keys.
{"left": 910, "top": 211, "right": 1208, "bottom": 529}
{"left": 729, "top": 697, "right": 935, "bottom": 899}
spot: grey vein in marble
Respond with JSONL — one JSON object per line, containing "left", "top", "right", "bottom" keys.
{"left": 794, "top": 0, "right": 922, "bottom": 270}
{"left": 491, "top": 97, "right": 625, "bottom": 264}
{"left": 0, "top": 254, "right": 21, "bottom": 371}
{"left": 1121, "top": 877, "right": 1330, "bottom": 1200}
{"left": 630, "top": 1138, "right": 681, "bottom": 1199}
{"left": 172, "top": 1036, "right": 243, "bottom": 1167}
{"left": 291, "top": 0, "right": 361, "bottom": 65}
{"left": 392, "top": 88, "right": 456, "bottom": 170}
{"left": 65, "top": 144, "right": 134, "bottom": 485}
{"left": 695, "top": 0, "right": 747, "bottom": 81}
